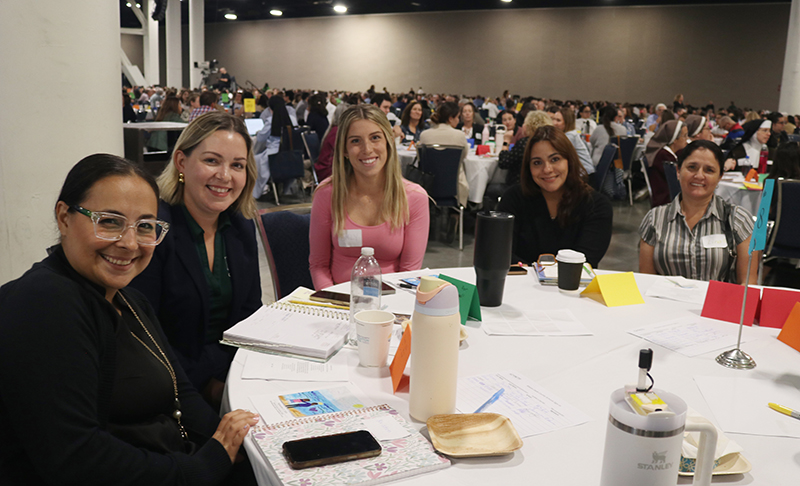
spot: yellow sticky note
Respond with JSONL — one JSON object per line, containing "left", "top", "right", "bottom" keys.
{"left": 581, "top": 272, "right": 645, "bottom": 307}
{"left": 515, "top": 102, "right": 523, "bottom": 112}
{"left": 244, "top": 98, "right": 256, "bottom": 113}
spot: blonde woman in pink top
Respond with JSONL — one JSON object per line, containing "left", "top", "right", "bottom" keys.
{"left": 309, "top": 105, "right": 430, "bottom": 289}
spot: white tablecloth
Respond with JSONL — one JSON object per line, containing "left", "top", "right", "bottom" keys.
{"left": 224, "top": 268, "right": 800, "bottom": 485}
{"left": 397, "top": 148, "right": 500, "bottom": 203}
{"left": 716, "top": 181, "right": 763, "bottom": 216}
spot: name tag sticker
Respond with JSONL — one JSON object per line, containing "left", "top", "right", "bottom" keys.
{"left": 338, "top": 229, "right": 363, "bottom": 248}
{"left": 405, "top": 134, "right": 414, "bottom": 141}
{"left": 702, "top": 234, "right": 727, "bottom": 249}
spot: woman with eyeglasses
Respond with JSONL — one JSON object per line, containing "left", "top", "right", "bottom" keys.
{"left": 0, "top": 154, "right": 259, "bottom": 484}
{"left": 576, "top": 105, "right": 597, "bottom": 139}
{"left": 129, "top": 111, "right": 262, "bottom": 411}
{"left": 723, "top": 119, "right": 774, "bottom": 172}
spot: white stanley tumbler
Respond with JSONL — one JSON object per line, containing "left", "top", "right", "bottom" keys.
{"left": 409, "top": 276, "right": 461, "bottom": 422}
{"left": 600, "top": 388, "right": 717, "bottom": 486}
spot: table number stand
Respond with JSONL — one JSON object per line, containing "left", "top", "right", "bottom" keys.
{"left": 715, "top": 178, "right": 774, "bottom": 370}
{"left": 715, "top": 252, "right": 756, "bottom": 369}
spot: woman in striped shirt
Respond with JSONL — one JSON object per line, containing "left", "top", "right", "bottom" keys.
{"left": 638, "top": 140, "right": 757, "bottom": 284}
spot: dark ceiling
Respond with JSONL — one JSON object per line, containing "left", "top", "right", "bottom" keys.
{"left": 120, "top": 0, "right": 788, "bottom": 27}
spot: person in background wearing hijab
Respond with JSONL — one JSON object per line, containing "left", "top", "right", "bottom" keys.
{"left": 723, "top": 119, "right": 772, "bottom": 172}
{"left": 252, "top": 95, "right": 298, "bottom": 199}
{"left": 684, "top": 114, "right": 714, "bottom": 143}
{"left": 645, "top": 120, "right": 689, "bottom": 207}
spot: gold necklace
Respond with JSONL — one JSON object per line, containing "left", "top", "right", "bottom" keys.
{"left": 118, "top": 293, "right": 187, "bottom": 440}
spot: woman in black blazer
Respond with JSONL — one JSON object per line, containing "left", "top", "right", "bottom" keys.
{"left": 130, "top": 111, "right": 262, "bottom": 410}
{"left": 456, "top": 102, "right": 485, "bottom": 145}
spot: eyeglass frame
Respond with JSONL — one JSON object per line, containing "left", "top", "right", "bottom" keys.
{"left": 71, "top": 205, "right": 170, "bottom": 246}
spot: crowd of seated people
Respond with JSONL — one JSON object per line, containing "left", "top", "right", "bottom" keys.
{"left": 6, "top": 82, "right": 800, "bottom": 481}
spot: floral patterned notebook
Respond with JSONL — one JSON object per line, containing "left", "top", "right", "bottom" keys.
{"left": 250, "top": 404, "right": 451, "bottom": 485}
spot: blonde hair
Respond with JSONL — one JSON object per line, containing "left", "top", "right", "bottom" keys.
{"left": 317, "top": 104, "right": 409, "bottom": 234}
{"left": 157, "top": 111, "right": 257, "bottom": 219}
{"left": 523, "top": 110, "right": 553, "bottom": 137}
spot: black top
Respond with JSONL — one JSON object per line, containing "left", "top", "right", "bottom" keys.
{"left": 498, "top": 136, "right": 529, "bottom": 185}
{"left": 306, "top": 110, "right": 330, "bottom": 142}
{"left": 0, "top": 246, "right": 231, "bottom": 485}
{"left": 456, "top": 122, "right": 485, "bottom": 144}
{"left": 496, "top": 184, "right": 613, "bottom": 268}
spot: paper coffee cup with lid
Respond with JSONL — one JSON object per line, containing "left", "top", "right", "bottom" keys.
{"left": 556, "top": 249, "right": 586, "bottom": 292}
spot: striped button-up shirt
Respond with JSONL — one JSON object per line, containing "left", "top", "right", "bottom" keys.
{"left": 639, "top": 195, "right": 754, "bottom": 282}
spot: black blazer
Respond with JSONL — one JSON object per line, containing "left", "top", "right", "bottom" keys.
{"left": 129, "top": 201, "right": 262, "bottom": 389}
{"left": 456, "top": 121, "right": 485, "bottom": 144}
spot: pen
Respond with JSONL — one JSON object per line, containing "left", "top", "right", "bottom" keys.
{"left": 474, "top": 388, "right": 505, "bottom": 413}
{"left": 768, "top": 402, "right": 800, "bottom": 420}
{"left": 288, "top": 300, "right": 349, "bottom": 310}
{"left": 582, "top": 264, "right": 595, "bottom": 278}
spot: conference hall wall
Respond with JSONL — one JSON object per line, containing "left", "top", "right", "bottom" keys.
{"left": 203, "top": 4, "right": 789, "bottom": 110}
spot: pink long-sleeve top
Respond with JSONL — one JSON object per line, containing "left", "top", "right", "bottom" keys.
{"left": 309, "top": 179, "right": 430, "bottom": 290}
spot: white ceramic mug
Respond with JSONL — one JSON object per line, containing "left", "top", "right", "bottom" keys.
{"left": 355, "top": 310, "right": 395, "bottom": 367}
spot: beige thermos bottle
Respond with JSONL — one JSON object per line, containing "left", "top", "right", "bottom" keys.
{"left": 409, "top": 276, "right": 461, "bottom": 422}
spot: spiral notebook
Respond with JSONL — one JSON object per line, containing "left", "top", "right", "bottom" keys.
{"left": 221, "top": 302, "right": 350, "bottom": 361}
{"left": 250, "top": 404, "right": 450, "bottom": 486}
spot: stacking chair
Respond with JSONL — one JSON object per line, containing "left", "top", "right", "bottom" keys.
{"left": 639, "top": 155, "right": 653, "bottom": 204}
{"left": 417, "top": 144, "right": 465, "bottom": 250}
{"left": 617, "top": 136, "right": 640, "bottom": 205}
{"left": 268, "top": 126, "right": 306, "bottom": 205}
{"left": 765, "top": 179, "right": 800, "bottom": 259}
{"left": 787, "top": 134, "right": 800, "bottom": 143}
{"left": 301, "top": 131, "right": 321, "bottom": 187}
{"left": 255, "top": 204, "right": 314, "bottom": 301}
{"left": 664, "top": 161, "right": 681, "bottom": 201}
{"left": 594, "top": 144, "right": 618, "bottom": 193}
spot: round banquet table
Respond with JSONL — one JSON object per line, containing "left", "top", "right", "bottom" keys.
{"left": 397, "top": 147, "right": 500, "bottom": 204}
{"left": 716, "top": 181, "right": 762, "bottom": 217}
{"left": 224, "top": 268, "right": 800, "bottom": 485}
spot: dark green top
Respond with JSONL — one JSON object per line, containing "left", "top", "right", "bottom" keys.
{"left": 181, "top": 205, "right": 233, "bottom": 344}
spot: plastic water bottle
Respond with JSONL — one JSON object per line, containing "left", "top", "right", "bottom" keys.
{"left": 349, "top": 247, "right": 382, "bottom": 346}
{"left": 759, "top": 144, "right": 769, "bottom": 173}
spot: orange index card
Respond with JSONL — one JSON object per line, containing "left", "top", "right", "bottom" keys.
{"left": 777, "top": 303, "right": 800, "bottom": 353}
{"left": 581, "top": 272, "right": 644, "bottom": 307}
{"left": 389, "top": 326, "right": 411, "bottom": 393}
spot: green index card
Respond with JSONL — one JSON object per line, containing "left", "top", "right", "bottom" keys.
{"left": 438, "top": 274, "right": 481, "bottom": 324}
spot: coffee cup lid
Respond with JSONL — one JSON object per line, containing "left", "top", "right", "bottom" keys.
{"left": 556, "top": 249, "right": 586, "bottom": 264}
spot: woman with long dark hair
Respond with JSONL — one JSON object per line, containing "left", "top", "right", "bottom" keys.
{"left": 399, "top": 100, "right": 428, "bottom": 144}
{"left": 497, "top": 126, "right": 613, "bottom": 267}
{"left": 252, "top": 95, "right": 298, "bottom": 199}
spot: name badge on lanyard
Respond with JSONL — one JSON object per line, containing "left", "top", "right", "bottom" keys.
{"left": 338, "top": 229, "right": 363, "bottom": 248}
{"left": 702, "top": 234, "right": 727, "bottom": 249}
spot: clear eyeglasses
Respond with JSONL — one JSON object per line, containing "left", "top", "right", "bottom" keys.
{"left": 72, "top": 205, "right": 170, "bottom": 246}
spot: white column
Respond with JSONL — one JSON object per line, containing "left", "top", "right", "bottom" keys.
{"left": 165, "top": 0, "right": 182, "bottom": 88}
{"left": 144, "top": 0, "right": 160, "bottom": 86}
{"left": 189, "top": 0, "right": 205, "bottom": 90}
{"left": 0, "top": 0, "right": 123, "bottom": 285}
{"left": 779, "top": 0, "right": 800, "bottom": 113}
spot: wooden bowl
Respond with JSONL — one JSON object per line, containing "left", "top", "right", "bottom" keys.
{"left": 426, "top": 413, "right": 523, "bottom": 457}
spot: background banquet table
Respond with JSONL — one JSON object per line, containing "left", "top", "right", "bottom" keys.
{"left": 224, "top": 268, "right": 800, "bottom": 485}
{"left": 716, "top": 181, "right": 762, "bottom": 217}
{"left": 397, "top": 147, "right": 500, "bottom": 203}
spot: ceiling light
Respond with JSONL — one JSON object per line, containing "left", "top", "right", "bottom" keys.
{"left": 224, "top": 13, "right": 237, "bottom": 20}
{"left": 270, "top": 9, "right": 283, "bottom": 16}
{"left": 136, "top": 3, "right": 141, "bottom": 7}
{"left": 501, "top": 0, "right": 512, "bottom": 3}
{"left": 333, "top": 5, "right": 347, "bottom": 13}
{"left": 126, "top": 2, "right": 132, "bottom": 7}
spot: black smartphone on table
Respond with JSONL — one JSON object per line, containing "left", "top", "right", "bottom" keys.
{"left": 310, "top": 283, "right": 395, "bottom": 306}
{"left": 283, "top": 430, "right": 381, "bottom": 469}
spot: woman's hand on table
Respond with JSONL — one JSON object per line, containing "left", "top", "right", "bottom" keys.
{"left": 212, "top": 409, "right": 260, "bottom": 463}
{"left": 724, "top": 159, "right": 736, "bottom": 171}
